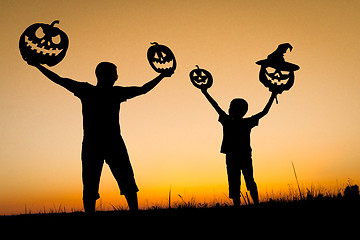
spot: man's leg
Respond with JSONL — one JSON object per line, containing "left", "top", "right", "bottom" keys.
{"left": 83, "top": 199, "right": 96, "bottom": 214}
{"left": 124, "top": 192, "right": 139, "bottom": 211}
{"left": 108, "top": 161, "right": 139, "bottom": 211}
{"left": 106, "top": 137, "right": 139, "bottom": 211}
{"left": 81, "top": 142, "right": 103, "bottom": 214}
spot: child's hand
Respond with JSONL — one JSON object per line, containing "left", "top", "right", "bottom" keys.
{"left": 270, "top": 91, "right": 279, "bottom": 104}
{"left": 271, "top": 91, "right": 278, "bottom": 97}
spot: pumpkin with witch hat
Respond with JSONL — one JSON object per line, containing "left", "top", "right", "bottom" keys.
{"left": 256, "top": 43, "right": 300, "bottom": 95}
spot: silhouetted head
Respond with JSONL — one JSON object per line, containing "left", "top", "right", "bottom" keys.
{"left": 95, "top": 62, "right": 118, "bottom": 87}
{"left": 229, "top": 98, "right": 248, "bottom": 118}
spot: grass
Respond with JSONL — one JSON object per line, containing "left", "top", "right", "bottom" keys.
{"left": 6, "top": 161, "right": 357, "bottom": 217}
{"left": 1, "top": 184, "right": 358, "bottom": 236}
{"left": 3, "top": 160, "right": 358, "bottom": 234}
{"left": 7, "top": 182, "right": 359, "bottom": 215}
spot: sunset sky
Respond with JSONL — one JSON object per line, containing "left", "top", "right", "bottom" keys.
{"left": 1, "top": 0, "right": 360, "bottom": 215}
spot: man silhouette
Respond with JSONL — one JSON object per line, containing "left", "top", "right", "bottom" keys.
{"left": 201, "top": 88, "right": 277, "bottom": 206}
{"left": 28, "top": 60, "right": 174, "bottom": 213}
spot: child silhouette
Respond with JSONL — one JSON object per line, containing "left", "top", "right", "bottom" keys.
{"left": 28, "top": 60, "right": 174, "bottom": 213}
{"left": 201, "top": 88, "right": 277, "bottom": 206}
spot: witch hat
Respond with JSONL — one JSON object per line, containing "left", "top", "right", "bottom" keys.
{"left": 256, "top": 43, "right": 300, "bottom": 71}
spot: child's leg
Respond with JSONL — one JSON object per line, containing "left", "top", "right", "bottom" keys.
{"left": 232, "top": 197, "right": 241, "bottom": 207}
{"left": 250, "top": 188, "right": 259, "bottom": 205}
{"left": 226, "top": 154, "right": 241, "bottom": 206}
{"left": 243, "top": 162, "right": 259, "bottom": 205}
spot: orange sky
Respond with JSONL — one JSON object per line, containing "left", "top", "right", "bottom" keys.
{"left": 1, "top": 0, "right": 360, "bottom": 215}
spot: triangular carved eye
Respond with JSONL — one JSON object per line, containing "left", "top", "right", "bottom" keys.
{"left": 35, "top": 27, "right": 45, "bottom": 39}
{"left": 201, "top": 72, "right": 206, "bottom": 77}
{"left": 154, "top": 51, "right": 166, "bottom": 60}
{"left": 193, "top": 72, "right": 198, "bottom": 77}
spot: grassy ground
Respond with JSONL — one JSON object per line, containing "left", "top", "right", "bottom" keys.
{"left": 1, "top": 184, "right": 358, "bottom": 238}
{"left": 1, "top": 198, "right": 359, "bottom": 237}
{"left": 2, "top": 186, "right": 359, "bottom": 228}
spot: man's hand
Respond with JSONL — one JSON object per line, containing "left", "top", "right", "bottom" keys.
{"left": 160, "top": 69, "right": 175, "bottom": 78}
{"left": 26, "top": 58, "right": 40, "bottom": 67}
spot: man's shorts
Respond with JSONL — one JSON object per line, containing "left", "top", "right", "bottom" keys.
{"left": 81, "top": 135, "right": 139, "bottom": 200}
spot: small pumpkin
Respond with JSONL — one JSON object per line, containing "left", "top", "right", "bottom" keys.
{"left": 189, "top": 65, "right": 213, "bottom": 89}
{"left": 147, "top": 42, "right": 176, "bottom": 73}
{"left": 19, "top": 20, "right": 69, "bottom": 67}
{"left": 256, "top": 43, "right": 299, "bottom": 94}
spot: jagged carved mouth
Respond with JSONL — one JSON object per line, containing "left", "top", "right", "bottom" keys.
{"left": 152, "top": 59, "right": 174, "bottom": 70}
{"left": 265, "top": 67, "right": 290, "bottom": 86}
{"left": 25, "top": 35, "right": 63, "bottom": 56}
{"left": 265, "top": 73, "right": 289, "bottom": 85}
{"left": 194, "top": 78, "right": 208, "bottom": 85}
{"left": 192, "top": 73, "right": 209, "bottom": 85}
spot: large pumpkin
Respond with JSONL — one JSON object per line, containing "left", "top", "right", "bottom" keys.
{"left": 19, "top": 20, "right": 69, "bottom": 67}
{"left": 147, "top": 42, "right": 176, "bottom": 73}
{"left": 189, "top": 65, "right": 213, "bottom": 89}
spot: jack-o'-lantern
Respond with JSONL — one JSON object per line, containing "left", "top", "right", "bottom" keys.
{"left": 19, "top": 20, "right": 69, "bottom": 67}
{"left": 256, "top": 43, "right": 299, "bottom": 94}
{"left": 189, "top": 65, "right": 213, "bottom": 89}
{"left": 147, "top": 42, "right": 176, "bottom": 73}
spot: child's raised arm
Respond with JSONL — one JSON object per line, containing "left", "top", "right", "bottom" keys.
{"left": 201, "top": 88, "right": 226, "bottom": 116}
{"left": 253, "top": 91, "right": 278, "bottom": 120}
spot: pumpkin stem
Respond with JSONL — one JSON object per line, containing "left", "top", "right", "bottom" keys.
{"left": 51, "top": 20, "right": 60, "bottom": 26}
{"left": 195, "top": 65, "right": 200, "bottom": 69}
{"left": 150, "top": 42, "right": 159, "bottom": 46}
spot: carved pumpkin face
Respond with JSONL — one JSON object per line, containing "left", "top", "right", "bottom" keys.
{"left": 256, "top": 43, "right": 299, "bottom": 94}
{"left": 189, "top": 65, "right": 213, "bottom": 89}
{"left": 19, "top": 20, "right": 69, "bottom": 67}
{"left": 147, "top": 42, "right": 176, "bottom": 73}
{"left": 259, "top": 66, "right": 294, "bottom": 94}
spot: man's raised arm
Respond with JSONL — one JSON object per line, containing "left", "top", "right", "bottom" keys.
{"left": 122, "top": 70, "right": 174, "bottom": 99}
{"left": 32, "top": 63, "right": 79, "bottom": 92}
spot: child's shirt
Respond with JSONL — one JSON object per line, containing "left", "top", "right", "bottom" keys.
{"left": 218, "top": 112, "right": 259, "bottom": 157}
